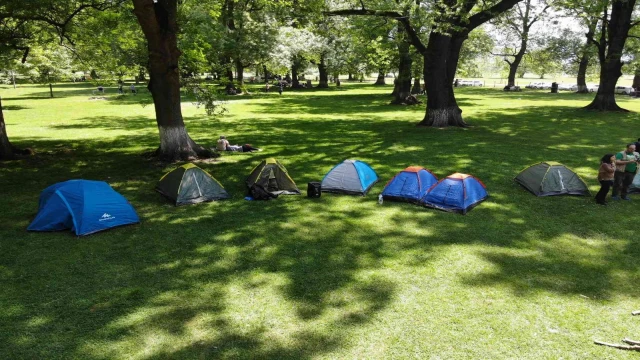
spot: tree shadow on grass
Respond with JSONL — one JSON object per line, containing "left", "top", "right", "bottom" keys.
{"left": 3, "top": 88, "right": 640, "bottom": 358}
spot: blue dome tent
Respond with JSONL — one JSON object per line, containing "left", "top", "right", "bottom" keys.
{"left": 28, "top": 180, "right": 140, "bottom": 236}
{"left": 381, "top": 166, "right": 438, "bottom": 203}
{"left": 421, "top": 173, "right": 488, "bottom": 214}
{"left": 321, "top": 160, "right": 378, "bottom": 195}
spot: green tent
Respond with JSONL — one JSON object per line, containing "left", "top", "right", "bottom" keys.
{"left": 515, "top": 161, "right": 590, "bottom": 196}
{"left": 156, "top": 163, "right": 230, "bottom": 205}
{"left": 246, "top": 158, "right": 300, "bottom": 195}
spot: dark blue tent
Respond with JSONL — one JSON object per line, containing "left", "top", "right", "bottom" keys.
{"left": 421, "top": 173, "right": 488, "bottom": 214}
{"left": 28, "top": 180, "right": 140, "bottom": 236}
{"left": 381, "top": 166, "right": 438, "bottom": 203}
{"left": 321, "top": 160, "right": 378, "bottom": 195}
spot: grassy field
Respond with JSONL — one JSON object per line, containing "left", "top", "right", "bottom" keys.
{"left": 1, "top": 82, "right": 640, "bottom": 359}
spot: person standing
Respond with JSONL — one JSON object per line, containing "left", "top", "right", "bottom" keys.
{"left": 596, "top": 154, "right": 616, "bottom": 205}
{"left": 612, "top": 143, "right": 639, "bottom": 200}
{"left": 278, "top": 81, "right": 283, "bottom": 95}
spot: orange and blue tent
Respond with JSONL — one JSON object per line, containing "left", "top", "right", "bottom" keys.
{"left": 381, "top": 166, "right": 438, "bottom": 203}
{"left": 421, "top": 173, "right": 488, "bottom": 214}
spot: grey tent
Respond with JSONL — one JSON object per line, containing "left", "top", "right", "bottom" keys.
{"left": 515, "top": 162, "right": 590, "bottom": 196}
{"left": 321, "top": 159, "right": 378, "bottom": 195}
{"left": 156, "top": 163, "right": 231, "bottom": 205}
{"left": 629, "top": 173, "right": 640, "bottom": 194}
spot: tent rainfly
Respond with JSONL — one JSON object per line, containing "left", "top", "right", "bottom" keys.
{"left": 156, "top": 163, "right": 231, "bottom": 205}
{"left": 515, "top": 162, "right": 590, "bottom": 196}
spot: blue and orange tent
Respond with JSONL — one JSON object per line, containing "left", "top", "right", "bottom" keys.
{"left": 421, "top": 173, "right": 488, "bottom": 214}
{"left": 28, "top": 180, "right": 140, "bottom": 236}
{"left": 381, "top": 166, "right": 438, "bottom": 203}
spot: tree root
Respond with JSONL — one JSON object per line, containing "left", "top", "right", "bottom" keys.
{"left": 594, "top": 340, "right": 640, "bottom": 351}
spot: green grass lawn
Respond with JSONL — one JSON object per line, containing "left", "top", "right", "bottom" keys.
{"left": 2, "top": 82, "right": 640, "bottom": 359}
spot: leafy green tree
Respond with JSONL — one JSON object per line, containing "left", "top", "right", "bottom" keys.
{"left": 0, "top": 0, "right": 124, "bottom": 160}
{"left": 329, "top": 0, "right": 525, "bottom": 127}
{"left": 457, "top": 28, "right": 494, "bottom": 78}
{"left": 578, "top": 0, "right": 640, "bottom": 111}
{"left": 491, "top": 0, "right": 552, "bottom": 86}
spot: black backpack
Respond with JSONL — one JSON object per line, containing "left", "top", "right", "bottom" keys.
{"left": 250, "top": 184, "right": 278, "bottom": 201}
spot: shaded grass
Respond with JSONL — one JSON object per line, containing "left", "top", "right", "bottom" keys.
{"left": 1, "top": 82, "right": 640, "bottom": 359}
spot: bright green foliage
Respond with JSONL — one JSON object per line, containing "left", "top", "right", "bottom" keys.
{"left": 458, "top": 28, "right": 494, "bottom": 77}
{"left": 2, "top": 82, "right": 640, "bottom": 359}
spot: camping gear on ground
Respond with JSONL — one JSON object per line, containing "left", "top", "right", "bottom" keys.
{"left": 421, "top": 173, "right": 488, "bottom": 214}
{"left": 307, "top": 182, "right": 322, "bottom": 198}
{"left": 515, "top": 161, "right": 590, "bottom": 196}
{"left": 156, "top": 163, "right": 230, "bottom": 205}
{"left": 381, "top": 166, "right": 438, "bottom": 203}
{"left": 249, "top": 183, "right": 279, "bottom": 200}
{"left": 629, "top": 173, "right": 640, "bottom": 194}
{"left": 321, "top": 159, "right": 378, "bottom": 195}
{"left": 246, "top": 158, "right": 300, "bottom": 195}
{"left": 27, "top": 180, "right": 139, "bottom": 236}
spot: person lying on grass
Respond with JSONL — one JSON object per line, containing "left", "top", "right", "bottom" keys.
{"left": 216, "top": 135, "right": 261, "bottom": 152}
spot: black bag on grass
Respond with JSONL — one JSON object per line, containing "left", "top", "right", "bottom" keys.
{"left": 307, "top": 182, "right": 321, "bottom": 198}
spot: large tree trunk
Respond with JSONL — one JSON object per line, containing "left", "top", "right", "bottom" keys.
{"left": 374, "top": 69, "right": 386, "bottom": 85}
{"left": 0, "top": 97, "right": 16, "bottom": 160}
{"left": 507, "top": 38, "right": 527, "bottom": 87}
{"left": 576, "top": 54, "right": 589, "bottom": 93}
{"left": 317, "top": 55, "right": 329, "bottom": 88}
{"left": 418, "top": 33, "right": 467, "bottom": 127}
{"left": 235, "top": 58, "right": 244, "bottom": 85}
{"left": 348, "top": 73, "right": 353, "bottom": 80}
{"left": 411, "top": 78, "right": 421, "bottom": 94}
{"left": 632, "top": 66, "right": 640, "bottom": 89}
{"left": 585, "top": 0, "right": 636, "bottom": 111}
{"left": 224, "top": 56, "right": 234, "bottom": 83}
{"left": 291, "top": 59, "right": 300, "bottom": 88}
{"left": 132, "top": 0, "right": 212, "bottom": 161}
{"left": 391, "top": 31, "right": 413, "bottom": 104}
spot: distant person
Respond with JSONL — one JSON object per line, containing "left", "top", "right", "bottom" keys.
{"left": 454, "top": 79, "right": 459, "bottom": 87}
{"left": 596, "top": 153, "right": 616, "bottom": 205}
{"left": 634, "top": 137, "right": 640, "bottom": 151}
{"left": 130, "top": 84, "right": 137, "bottom": 95}
{"left": 278, "top": 81, "right": 283, "bottom": 95}
{"left": 97, "top": 85, "right": 104, "bottom": 94}
{"left": 217, "top": 135, "right": 260, "bottom": 152}
{"left": 612, "top": 143, "right": 639, "bottom": 200}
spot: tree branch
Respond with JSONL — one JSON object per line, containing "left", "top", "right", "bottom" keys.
{"left": 467, "top": 0, "right": 524, "bottom": 31}
{"left": 327, "top": 9, "right": 427, "bottom": 53}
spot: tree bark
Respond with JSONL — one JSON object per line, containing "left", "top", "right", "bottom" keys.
{"left": 507, "top": 38, "right": 527, "bottom": 86}
{"left": 585, "top": 0, "right": 636, "bottom": 111}
{"left": 374, "top": 69, "right": 386, "bottom": 85}
{"left": 348, "top": 73, "right": 353, "bottom": 80}
{"left": 418, "top": 33, "right": 467, "bottom": 127}
{"left": 411, "top": 78, "right": 421, "bottom": 94}
{"left": 235, "top": 58, "right": 244, "bottom": 85}
{"left": 317, "top": 54, "right": 329, "bottom": 88}
{"left": 632, "top": 66, "right": 640, "bottom": 89}
{"left": 391, "top": 29, "right": 413, "bottom": 104}
{"left": 291, "top": 60, "right": 300, "bottom": 88}
{"left": 0, "top": 97, "right": 16, "bottom": 160}
{"left": 576, "top": 54, "right": 589, "bottom": 93}
{"left": 132, "top": 0, "right": 213, "bottom": 161}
